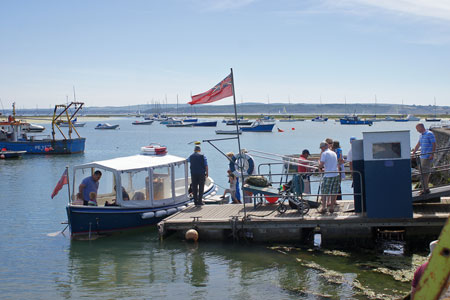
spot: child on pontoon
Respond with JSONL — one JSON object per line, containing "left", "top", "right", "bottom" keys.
{"left": 221, "top": 170, "right": 240, "bottom": 203}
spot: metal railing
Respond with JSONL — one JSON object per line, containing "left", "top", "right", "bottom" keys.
{"left": 412, "top": 146, "right": 450, "bottom": 194}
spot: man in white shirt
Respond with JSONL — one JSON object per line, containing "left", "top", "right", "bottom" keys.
{"left": 318, "top": 141, "right": 339, "bottom": 214}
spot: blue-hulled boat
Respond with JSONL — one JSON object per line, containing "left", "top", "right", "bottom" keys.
{"left": 339, "top": 115, "right": 373, "bottom": 125}
{"left": 0, "top": 102, "right": 86, "bottom": 154}
{"left": 192, "top": 121, "right": 217, "bottom": 127}
{"left": 240, "top": 120, "right": 275, "bottom": 132}
{"left": 66, "top": 147, "right": 217, "bottom": 236}
{"left": 311, "top": 115, "right": 328, "bottom": 122}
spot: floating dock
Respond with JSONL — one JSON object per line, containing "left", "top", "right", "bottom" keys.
{"left": 158, "top": 199, "right": 450, "bottom": 246}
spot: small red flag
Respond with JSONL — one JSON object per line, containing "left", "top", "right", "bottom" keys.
{"left": 189, "top": 73, "right": 233, "bottom": 105}
{"left": 51, "top": 169, "right": 68, "bottom": 199}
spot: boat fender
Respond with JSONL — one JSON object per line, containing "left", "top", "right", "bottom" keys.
{"left": 230, "top": 153, "right": 254, "bottom": 175}
{"left": 141, "top": 212, "right": 155, "bottom": 219}
{"left": 166, "top": 208, "right": 178, "bottom": 215}
{"left": 155, "top": 210, "right": 168, "bottom": 218}
{"left": 177, "top": 206, "right": 186, "bottom": 212}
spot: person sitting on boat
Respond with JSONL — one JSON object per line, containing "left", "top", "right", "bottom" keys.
{"left": 88, "top": 192, "right": 97, "bottom": 206}
{"left": 220, "top": 170, "right": 239, "bottom": 203}
{"left": 78, "top": 170, "right": 102, "bottom": 206}
{"left": 318, "top": 141, "right": 339, "bottom": 214}
{"left": 188, "top": 145, "right": 208, "bottom": 207}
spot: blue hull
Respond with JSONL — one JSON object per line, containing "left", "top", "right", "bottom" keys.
{"left": 241, "top": 124, "right": 274, "bottom": 132}
{"left": 0, "top": 138, "right": 85, "bottom": 154}
{"left": 192, "top": 121, "right": 217, "bottom": 127}
{"left": 66, "top": 201, "right": 190, "bottom": 236}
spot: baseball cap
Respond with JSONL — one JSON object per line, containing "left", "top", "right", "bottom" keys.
{"left": 319, "top": 141, "right": 328, "bottom": 148}
{"left": 350, "top": 136, "right": 356, "bottom": 142}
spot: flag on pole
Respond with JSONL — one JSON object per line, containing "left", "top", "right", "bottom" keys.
{"left": 51, "top": 169, "right": 68, "bottom": 199}
{"left": 189, "top": 73, "right": 233, "bottom": 105}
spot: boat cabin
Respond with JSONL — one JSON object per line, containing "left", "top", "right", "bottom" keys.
{"left": 71, "top": 154, "right": 189, "bottom": 208}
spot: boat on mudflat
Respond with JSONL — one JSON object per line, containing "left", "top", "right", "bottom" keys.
{"left": 66, "top": 145, "right": 217, "bottom": 236}
{"left": 240, "top": 120, "right": 275, "bottom": 132}
{"left": 0, "top": 102, "right": 85, "bottom": 154}
{"left": 95, "top": 123, "right": 120, "bottom": 130}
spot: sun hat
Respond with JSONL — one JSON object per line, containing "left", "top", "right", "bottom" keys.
{"left": 319, "top": 141, "right": 328, "bottom": 148}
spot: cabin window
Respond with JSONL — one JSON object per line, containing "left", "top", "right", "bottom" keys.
{"left": 72, "top": 168, "right": 114, "bottom": 205}
{"left": 152, "top": 166, "right": 172, "bottom": 201}
{"left": 120, "top": 170, "right": 149, "bottom": 201}
{"left": 372, "top": 142, "right": 401, "bottom": 159}
{"left": 173, "top": 162, "right": 187, "bottom": 197}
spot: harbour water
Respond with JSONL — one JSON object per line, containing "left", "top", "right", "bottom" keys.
{"left": 0, "top": 118, "right": 435, "bottom": 299}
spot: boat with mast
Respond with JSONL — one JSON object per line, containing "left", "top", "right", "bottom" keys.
{"left": 425, "top": 98, "right": 441, "bottom": 122}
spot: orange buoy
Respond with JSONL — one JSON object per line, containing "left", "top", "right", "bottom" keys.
{"left": 185, "top": 229, "right": 199, "bottom": 242}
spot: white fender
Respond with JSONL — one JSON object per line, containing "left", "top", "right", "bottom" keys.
{"left": 166, "top": 208, "right": 178, "bottom": 215}
{"left": 141, "top": 212, "right": 155, "bottom": 219}
{"left": 155, "top": 210, "right": 168, "bottom": 218}
{"left": 177, "top": 206, "right": 186, "bottom": 212}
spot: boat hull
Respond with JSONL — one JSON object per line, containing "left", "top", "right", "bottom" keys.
{"left": 132, "top": 121, "right": 154, "bottom": 125}
{"left": 340, "top": 120, "right": 373, "bottom": 125}
{"left": 240, "top": 124, "right": 274, "bottom": 132}
{"left": 66, "top": 202, "right": 189, "bottom": 236}
{"left": 0, "top": 138, "right": 86, "bottom": 154}
{"left": 95, "top": 125, "right": 120, "bottom": 129}
{"left": 192, "top": 121, "right": 217, "bottom": 127}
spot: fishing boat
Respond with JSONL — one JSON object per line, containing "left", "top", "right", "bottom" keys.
{"left": 192, "top": 121, "right": 217, "bottom": 127}
{"left": 0, "top": 102, "right": 85, "bottom": 154}
{"left": 132, "top": 120, "right": 154, "bottom": 125}
{"left": 95, "top": 123, "right": 120, "bottom": 130}
{"left": 311, "top": 115, "right": 328, "bottom": 122}
{"left": 240, "top": 120, "right": 275, "bottom": 132}
{"left": 340, "top": 115, "right": 373, "bottom": 125}
{"left": 0, "top": 150, "right": 26, "bottom": 159}
{"left": 215, "top": 129, "right": 242, "bottom": 135}
{"left": 65, "top": 145, "right": 217, "bottom": 236}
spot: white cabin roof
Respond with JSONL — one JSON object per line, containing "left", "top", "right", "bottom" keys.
{"left": 76, "top": 154, "right": 186, "bottom": 171}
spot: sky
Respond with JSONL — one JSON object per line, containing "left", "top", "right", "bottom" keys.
{"left": 1, "top": 0, "right": 450, "bottom": 109}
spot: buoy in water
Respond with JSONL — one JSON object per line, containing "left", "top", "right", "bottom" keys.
{"left": 292, "top": 127, "right": 295, "bottom": 130}
{"left": 185, "top": 229, "right": 199, "bottom": 242}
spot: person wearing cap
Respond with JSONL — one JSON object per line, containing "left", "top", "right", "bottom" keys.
{"left": 318, "top": 141, "right": 339, "bottom": 214}
{"left": 298, "top": 149, "right": 313, "bottom": 194}
{"left": 411, "top": 240, "right": 439, "bottom": 298}
{"left": 188, "top": 145, "right": 208, "bottom": 206}
{"left": 412, "top": 123, "right": 436, "bottom": 195}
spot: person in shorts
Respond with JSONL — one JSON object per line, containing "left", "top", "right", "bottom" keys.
{"left": 413, "top": 123, "right": 436, "bottom": 195}
{"left": 318, "top": 141, "right": 339, "bottom": 214}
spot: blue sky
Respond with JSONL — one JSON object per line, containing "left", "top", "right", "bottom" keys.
{"left": 1, "top": 0, "right": 449, "bottom": 108}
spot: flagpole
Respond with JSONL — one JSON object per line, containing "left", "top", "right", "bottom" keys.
{"left": 66, "top": 166, "right": 71, "bottom": 205}
{"left": 230, "top": 68, "right": 247, "bottom": 218}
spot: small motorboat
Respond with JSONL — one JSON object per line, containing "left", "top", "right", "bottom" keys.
{"left": 22, "top": 123, "right": 45, "bottom": 132}
{"left": 279, "top": 116, "right": 305, "bottom": 122}
{"left": 240, "top": 120, "right": 275, "bottom": 132}
{"left": 95, "top": 123, "right": 120, "bottom": 130}
{"left": 0, "top": 150, "right": 26, "bottom": 159}
{"left": 132, "top": 120, "right": 154, "bottom": 125}
{"left": 65, "top": 145, "right": 217, "bottom": 236}
{"left": 311, "top": 116, "right": 328, "bottom": 122}
{"left": 340, "top": 115, "right": 373, "bottom": 125}
{"left": 166, "top": 122, "right": 193, "bottom": 127}
{"left": 160, "top": 118, "right": 182, "bottom": 125}
{"left": 215, "top": 129, "right": 242, "bottom": 135}
{"left": 226, "top": 119, "right": 252, "bottom": 126}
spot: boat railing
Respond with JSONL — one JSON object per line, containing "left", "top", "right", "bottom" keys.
{"left": 412, "top": 146, "right": 450, "bottom": 194}
{"left": 253, "top": 163, "right": 365, "bottom": 212}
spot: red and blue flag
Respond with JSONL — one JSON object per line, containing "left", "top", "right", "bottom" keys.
{"left": 189, "top": 73, "right": 233, "bottom": 105}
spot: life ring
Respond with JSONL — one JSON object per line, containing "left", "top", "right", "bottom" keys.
{"left": 230, "top": 152, "right": 254, "bottom": 175}
{"left": 141, "top": 144, "right": 167, "bottom": 155}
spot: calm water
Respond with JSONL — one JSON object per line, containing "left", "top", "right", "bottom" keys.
{"left": 0, "top": 118, "right": 433, "bottom": 299}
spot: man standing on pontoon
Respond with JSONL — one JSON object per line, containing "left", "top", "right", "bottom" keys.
{"left": 188, "top": 145, "right": 208, "bottom": 207}
{"left": 413, "top": 123, "right": 436, "bottom": 195}
{"left": 318, "top": 141, "right": 339, "bottom": 214}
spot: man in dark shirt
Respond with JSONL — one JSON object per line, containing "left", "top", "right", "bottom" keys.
{"left": 188, "top": 146, "right": 208, "bottom": 206}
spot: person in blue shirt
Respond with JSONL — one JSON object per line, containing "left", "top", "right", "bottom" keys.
{"left": 413, "top": 123, "right": 436, "bottom": 195}
{"left": 188, "top": 146, "right": 208, "bottom": 206}
{"left": 78, "top": 170, "right": 102, "bottom": 205}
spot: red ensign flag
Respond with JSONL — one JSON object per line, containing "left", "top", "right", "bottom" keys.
{"left": 189, "top": 73, "right": 233, "bottom": 105}
{"left": 51, "top": 169, "right": 68, "bottom": 199}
